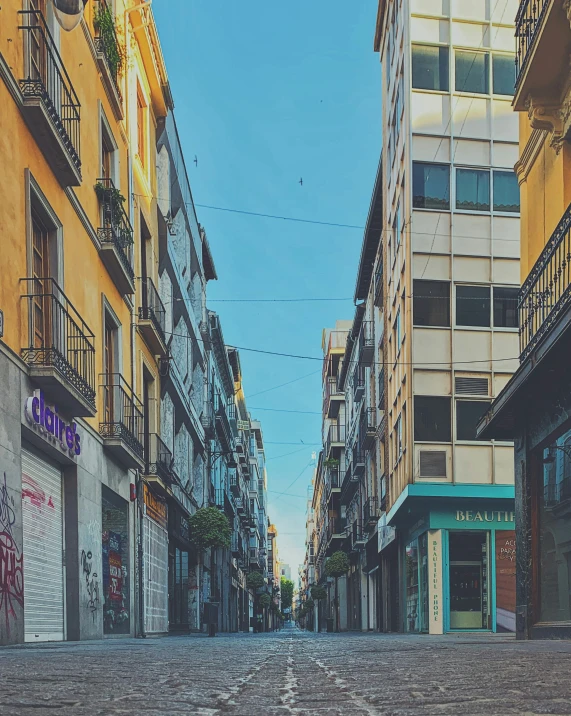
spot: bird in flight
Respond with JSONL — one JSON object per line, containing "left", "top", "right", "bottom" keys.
{"left": 299, "top": 177, "right": 303, "bottom": 186}
{"left": 194, "top": 155, "right": 198, "bottom": 167}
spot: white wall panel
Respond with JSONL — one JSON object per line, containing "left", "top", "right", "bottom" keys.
{"left": 412, "top": 92, "right": 451, "bottom": 135}
{"left": 453, "top": 97, "right": 490, "bottom": 139}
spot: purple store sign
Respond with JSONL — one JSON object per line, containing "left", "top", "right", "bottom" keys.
{"left": 24, "top": 389, "right": 81, "bottom": 458}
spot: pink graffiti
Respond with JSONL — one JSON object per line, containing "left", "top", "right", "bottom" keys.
{"left": 22, "top": 473, "right": 45, "bottom": 508}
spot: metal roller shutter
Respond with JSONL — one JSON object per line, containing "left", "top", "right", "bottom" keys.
{"left": 21, "top": 450, "right": 64, "bottom": 642}
{"left": 143, "top": 515, "right": 168, "bottom": 633}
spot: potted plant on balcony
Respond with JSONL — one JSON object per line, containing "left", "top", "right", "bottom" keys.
{"left": 93, "top": 1, "right": 124, "bottom": 81}
{"left": 325, "top": 550, "right": 349, "bottom": 633}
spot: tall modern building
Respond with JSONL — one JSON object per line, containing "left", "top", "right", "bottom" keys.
{"left": 372, "top": 0, "right": 521, "bottom": 634}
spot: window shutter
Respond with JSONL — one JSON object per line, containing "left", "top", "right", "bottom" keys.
{"left": 419, "top": 450, "right": 447, "bottom": 478}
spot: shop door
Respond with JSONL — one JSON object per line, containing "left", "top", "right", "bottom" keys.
{"left": 21, "top": 449, "right": 64, "bottom": 642}
{"left": 143, "top": 515, "right": 168, "bottom": 633}
{"left": 169, "top": 547, "right": 189, "bottom": 631}
{"left": 449, "top": 532, "right": 490, "bottom": 630}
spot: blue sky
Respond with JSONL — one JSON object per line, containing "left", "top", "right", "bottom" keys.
{"left": 153, "top": 0, "right": 381, "bottom": 572}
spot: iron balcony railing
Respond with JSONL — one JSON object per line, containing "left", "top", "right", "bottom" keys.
{"left": 325, "top": 424, "right": 346, "bottom": 456}
{"left": 215, "top": 392, "right": 235, "bottom": 451}
{"left": 93, "top": 0, "right": 122, "bottom": 93}
{"left": 139, "top": 277, "right": 166, "bottom": 343}
{"left": 515, "top": 0, "right": 549, "bottom": 88}
{"left": 364, "top": 496, "right": 379, "bottom": 527}
{"left": 99, "top": 373, "right": 143, "bottom": 458}
{"left": 323, "top": 375, "right": 342, "bottom": 415}
{"left": 95, "top": 178, "right": 134, "bottom": 280}
{"left": 352, "top": 364, "right": 366, "bottom": 402}
{"left": 358, "top": 321, "right": 374, "bottom": 363}
{"left": 361, "top": 407, "right": 377, "bottom": 438}
{"left": 327, "top": 517, "right": 347, "bottom": 542}
{"left": 145, "top": 433, "right": 175, "bottom": 484}
{"left": 19, "top": 10, "right": 81, "bottom": 170}
{"left": 21, "top": 277, "right": 96, "bottom": 408}
{"left": 518, "top": 202, "right": 571, "bottom": 362}
{"left": 350, "top": 520, "right": 366, "bottom": 548}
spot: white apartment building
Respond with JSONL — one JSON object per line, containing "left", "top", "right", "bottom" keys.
{"left": 375, "top": 0, "right": 520, "bottom": 634}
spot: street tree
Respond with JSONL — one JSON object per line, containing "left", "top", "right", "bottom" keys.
{"left": 280, "top": 577, "right": 294, "bottom": 612}
{"left": 325, "top": 551, "right": 349, "bottom": 632}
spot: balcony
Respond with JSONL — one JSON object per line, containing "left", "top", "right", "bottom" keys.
{"left": 19, "top": 10, "right": 81, "bottom": 186}
{"left": 93, "top": 0, "right": 123, "bottom": 119}
{"left": 215, "top": 393, "right": 236, "bottom": 452}
{"left": 350, "top": 521, "right": 367, "bottom": 551}
{"left": 352, "top": 364, "right": 365, "bottom": 404}
{"left": 325, "top": 424, "right": 346, "bottom": 457}
{"left": 364, "top": 496, "right": 379, "bottom": 529}
{"left": 514, "top": 0, "right": 571, "bottom": 112}
{"left": 99, "top": 373, "right": 144, "bottom": 469}
{"left": 95, "top": 179, "right": 134, "bottom": 295}
{"left": 352, "top": 444, "right": 365, "bottom": 478}
{"left": 230, "top": 470, "right": 241, "bottom": 496}
{"left": 235, "top": 496, "right": 246, "bottom": 515}
{"left": 230, "top": 533, "right": 241, "bottom": 557}
{"left": 214, "top": 487, "right": 234, "bottom": 518}
{"left": 323, "top": 376, "right": 344, "bottom": 419}
{"left": 519, "top": 203, "right": 571, "bottom": 362}
{"left": 138, "top": 278, "right": 167, "bottom": 356}
{"left": 201, "top": 404, "right": 215, "bottom": 439}
{"left": 358, "top": 321, "right": 374, "bottom": 366}
{"left": 21, "top": 278, "right": 96, "bottom": 416}
{"left": 361, "top": 408, "right": 377, "bottom": 450}
{"left": 144, "top": 433, "right": 175, "bottom": 490}
{"left": 326, "top": 517, "right": 347, "bottom": 545}
{"left": 249, "top": 547, "right": 261, "bottom": 568}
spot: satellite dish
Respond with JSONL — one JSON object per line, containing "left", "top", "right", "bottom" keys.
{"left": 52, "top": 0, "right": 88, "bottom": 32}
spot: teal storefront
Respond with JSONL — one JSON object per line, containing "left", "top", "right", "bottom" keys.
{"left": 386, "top": 484, "right": 516, "bottom": 634}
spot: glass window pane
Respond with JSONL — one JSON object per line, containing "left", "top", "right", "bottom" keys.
{"left": 493, "top": 287, "right": 519, "bottom": 328}
{"left": 493, "top": 54, "right": 515, "bottom": 96}
{"left": 455, "top": 51, "right": 489, "bottom": 94}
{"left": 405, "top": 540, "right": 420, "bottom": 632}
{"left": 412, "top": 45, "right": 449, "bottom": 91}
{"left": 456, "top": 285, "right": 491, "bottom": 327}
{"left": 414, "top": 396, "right": 451, "bottom": 442}
{"left": 456, "top": 168, "right": 490, "bottom": 212}
{"left": 413, "top": 162, "right": 450, "bottom": 210}
{"left": 493, "top": 171, "right": 520, "bottom": 213}
{"left": 413, "top": 279, "right": 450, "bottom": 326}
{"left": 456, "top": 400, "right": 492, "bottom": 440}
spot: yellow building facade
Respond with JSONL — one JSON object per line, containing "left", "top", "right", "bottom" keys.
{"left": 0, "top": 0, "right": 171, "bottom": 644}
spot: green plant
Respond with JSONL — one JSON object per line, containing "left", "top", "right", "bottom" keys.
{"left": 323, "top": 458, "right": 340, "bottom": 467}
{"left": 187, "top": 507, "right": 231, "bottom": 550}
{"left": 311, "top": 585, "right": 327, "bottom": 601}
{"left": 259, "top": 593, "right": 271, "bottom": 609}
{"left": 94, "top": 4, "right": 123, "bottom": 81}
{"left": 325, "top": 551, "right": 349, "bottom": 633}
{"left": 280, "top": 577, "right": 294, "bottom": 611}
{"left": 94, "top": 182, "right": 126, "bottom": 223}
{"left": 305, "top": 599, "right": 315, "bottom": 611}
{"left": 246, "top": 571, "right": 264, "bottom": 590}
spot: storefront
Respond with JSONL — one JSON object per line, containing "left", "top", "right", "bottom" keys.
{"left": 102, "top": 486, "right": 131, "bottom": 636}
{"left": 142, "top": 483, "right": 169, "bottom": 634}
{"left": 385, "top": 487, "right": 516, "bottom": 634}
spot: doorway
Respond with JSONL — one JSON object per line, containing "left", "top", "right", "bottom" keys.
{"left": 448, "top": 531, "right": 490, "bottom": 630}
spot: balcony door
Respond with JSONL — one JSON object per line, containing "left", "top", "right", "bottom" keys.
{"left": 103, "top": 321, "right": 116, "bottom": 424}
{"left": 29, "top": 0, "right": 47, "bottom": 86}
{"left": 31, "top": 211, "right": 51, "bottom": 350}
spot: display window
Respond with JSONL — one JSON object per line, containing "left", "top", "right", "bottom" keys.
{"left": 448, "top": 531, "right": 490, "bottom": 630}
{"left": 405, "top": 534, "right": 428, "bottom": 632}
{"left": 102, "top": 486, "right": 130, "bottom": 635}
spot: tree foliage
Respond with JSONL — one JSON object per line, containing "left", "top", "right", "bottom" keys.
{"left": 280, "top": 577, "right": 294, "bottom": 611}
{"left": 246, "top": 571, "right": 265, "bottom": 590}
{"left": 311, "top": 585, "right": 327, "bottom": 601}
{"left": 325, "top": 551, "right": 349, "bottom": 578}
{"left": 93, "top": 4, "right": 124, "bottom": 80}
{"left": 187, "top": 507, "right": 231, "bottom": 551}
{"left": 259, "top": 593, "right": 271, "bottom": 609}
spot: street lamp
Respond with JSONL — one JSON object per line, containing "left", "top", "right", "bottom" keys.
{"left": 542, "top": 445, "right": 571, "bottom": 464}
{"left": 51, "top": 0, "right": 88, "bottom": 31}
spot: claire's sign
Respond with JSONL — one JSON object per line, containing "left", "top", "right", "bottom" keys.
{"left": 24, "top": 389, "right": 81, "bottom": 458}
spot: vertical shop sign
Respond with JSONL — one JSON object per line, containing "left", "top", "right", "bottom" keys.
{"left": 495, "top": 530, "right": 516, "bottom": 632}
{"left": 428, "top": 529, "right": 443, "bottom": 634}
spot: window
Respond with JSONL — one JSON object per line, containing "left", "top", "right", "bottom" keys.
{"left": 31, "top": 212, "right": 51, "bottom": 349}
{"left": 456, "top": 169, "right": 490, "bottom": 212}
{"left": 395, "top": 308, "right": 401, "bottom": 350}
{"left": 456, "top": 400, "right": 492, "bottom": 441}
{"left": 412, "top": 45, "right": 449, "bottom": 91}
{"left": 455, "top": 50, "right": 489, "bottom": 94}
{"left": 493, "top": 287, "right": 519, "bottom": 328}
{"left": 137, "top": 86, "right": 146, "bottom": 167}
{"left": 413, "top": 280, "right": 450, "bottom": 327}
{"left": 414, "top": 396, "right": 451, "bottom": 442}
{"left": 395, "top": 200, "right": 402, "bottom": 248}
{"left": 395, "top": 414, "right": 403, "bottom": 462}
{"left": 103, "top": 318, "right": 118, "bottom": 424}
{"left": 456, "top": 285, "right": 491, "bottom": 327}
{"left": 493, "top": 171, "right": 520, "bottom": 213}
{"left": 413, "top": 162, "right": 450, "bottom": 210}
{"left": 492, "top": 54, "right": 515, "bottom": 96}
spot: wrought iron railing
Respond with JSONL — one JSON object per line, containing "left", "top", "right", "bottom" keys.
{"left": 327, "top": 517, "right": 347, "bottom": 541}
{"left": 95, "top": 178, "right": 134, "bottom": 280}
{"left": 93, "top": 0, "right": 122, "bottom": 94}
{"left": 99, "top": 373, "right": 143, "bottom": 457}
{"left": 323, "top": 375, "right": 342, "bottom": 415}
{"left": 19, "top": 10, "right": 81, "bottom": 170}
{"left": 515, "top": 0, "right": 550, "bottom": 88}
{"left": 139, "top": 277, "right": 166, "bottom": 342}
{"left": 352, "top": 364, "right": 365, "bottom": 399}
{"left": 361, "top": 407, "right": 377, "bottom": 436}
{"left": 358, "top": 321, "right": 374, "bottom": 358}
{"left": 21, "top": 277, "right": 95, "bottom": 408}
{"left": 325, "top": 424, "right": 346, "bottom": 456}
{"left": 518, "top": 202, "right": 571, "bottom": 361}
{"left": 145, "top": 433, "right": 174, "bottom": 484}
{"left": 350, "top": 520, "right": 365, "bottom": 548}
{"left": 364, "top": 496, "right": 379, "bottom": 526}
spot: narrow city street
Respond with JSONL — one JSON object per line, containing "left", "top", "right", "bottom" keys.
{"left": 1, "top": 625, "right": 571, "bottom": 716}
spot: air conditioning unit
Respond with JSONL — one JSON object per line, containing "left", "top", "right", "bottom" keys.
{"left": 419, "top": 450, "right": 447, "bottom": 479}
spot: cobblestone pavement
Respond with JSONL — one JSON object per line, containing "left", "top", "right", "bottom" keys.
{"left": 2, "top": 625, "right": 571, "bottom": 715}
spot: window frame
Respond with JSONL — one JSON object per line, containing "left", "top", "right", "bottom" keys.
{"left": 413, "top": 279, "right": 451, "bottom": 328}
{"left": 411, "top": 43, "right": 450, "bottom": 93}
{"left": 455, "top": 284, "right": 492, "bottom": 329}
{"left": 414, "top": 395, "right": 452, "bottom": 443}
{"left": 412, "top": 161, "right": 451, "bottom": 212}
{"left": 456, "top": 399, "right": 493, "bottom": 442}
{"left": 454, "top": 49, "right": 490, "bottom": 96}
{"left": 455, "top": 167, "right": 491, "bottom": 213}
